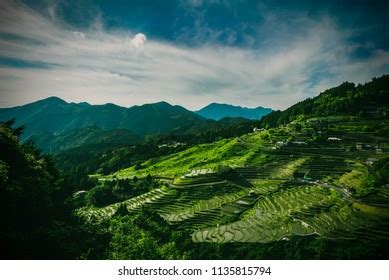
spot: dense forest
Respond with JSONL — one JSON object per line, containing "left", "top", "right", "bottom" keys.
{"left": 259, "top": 75, "right": 389, "bottom": 127}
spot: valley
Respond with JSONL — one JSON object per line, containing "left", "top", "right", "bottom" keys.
{"left": 1, "top": 75, "right": 388, "bottom": 259}
{"left": 79, "top": 115, "right": 389, "bottom": 245}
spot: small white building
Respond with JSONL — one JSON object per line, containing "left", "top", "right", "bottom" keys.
{"left": 366, "top": 158, "right": 378, "bottom": 165}
{"left": 158, "top": 142, "right": 186, "bottom": 148}
{"left": 276, "top": 141, "right": 286, "bottom": 147}
{"left": 253, "top": 127, "right": 265, "bottom": 133}
{"left": 327, "top": 137, "right": 341, "bottom": 141}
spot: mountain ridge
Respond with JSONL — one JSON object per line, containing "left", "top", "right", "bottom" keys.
{"left": 195, "top": 102, "right": 272, "bottom": 120}
{"left": 0, "top": 97, "right": 205, "bottom": 138}
{"left": 0, "top": 97, "right": 272, "bottom": 140}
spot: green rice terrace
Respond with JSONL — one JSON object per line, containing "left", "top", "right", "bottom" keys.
{"left": 78, "top": 116, "right": 389, "bottom": 244}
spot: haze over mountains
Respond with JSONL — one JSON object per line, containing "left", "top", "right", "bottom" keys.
{"left": 195, "top": 103, "right": 272, "bottom": 120}
{"left": 0, "top": 97, "right": 272, "bottom": 141}
{"left": 28, "top": 127, "right": 142, "bottom": 154}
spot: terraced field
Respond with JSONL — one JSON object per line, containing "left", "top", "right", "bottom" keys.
{"left": 81, "top": 117, "right": 389, "bottom": 244}
{"left": 192, "top": 184, "right": 389, "bottom": 243}
{"left": 97, "top": 132, "right": 267, "bottom": 179}
{"left": 77, "top": 188, "right": 177, "bottom": 222}
{"left": 78, "top": 176, "right": 389, "bottom": 243}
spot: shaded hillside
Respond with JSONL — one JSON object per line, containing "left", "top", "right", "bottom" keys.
{"left": 28, "top": 127, "right": 142, "bottom": 154}
{"left": 0, "top": 98, "right": 204, "bottom": 138}
{"left": 53, "top": 118, "right": 256, "bottom": 180}
{"left": 172, "top": 117, "right": 252, "bottom": 135}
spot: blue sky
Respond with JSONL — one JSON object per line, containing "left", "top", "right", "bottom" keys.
{"left": 0, "top": 0, "right": 388, "bottom": 109}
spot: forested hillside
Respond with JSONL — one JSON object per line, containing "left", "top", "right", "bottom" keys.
{"left": 28, "top": 126, "right": 142, "bottom": 154}
{"left": 0, "top": 98, "right": 204, "bottom": 138}
{"left": 259, "top": 75, "right": 389, "bottom": 128}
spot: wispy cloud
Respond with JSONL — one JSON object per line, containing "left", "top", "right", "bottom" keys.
{"left": 0, "top": 0, "right": 388, "bottom": 110}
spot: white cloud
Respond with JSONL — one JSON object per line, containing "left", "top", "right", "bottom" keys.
{"left": 130, "top": 33, "right": 147, "bottom": 50}
{"left": 0, "top": 0, "right": 388, "bottom": 110}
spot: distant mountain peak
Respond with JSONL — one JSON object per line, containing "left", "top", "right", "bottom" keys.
{"left": 38, "top": 96, "right": 67, "bottom": 105}
{"left": 195, "top": 103, "right": 272, "bottom": 121}
{"left": 78, "top": 101, "right": 91, "bottom": 106}
{"left": 102, "top": 102, "right": 121, "bottom": 108}
{"left": 154, "top": 101, "right": 171, "bottom": 106}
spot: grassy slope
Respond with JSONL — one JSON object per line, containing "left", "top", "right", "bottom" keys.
{"left": 95, "top": 116, "right": 388, "bottom": 184}
{"left": 106, "top": 132, "right": 268, "bottom": 178}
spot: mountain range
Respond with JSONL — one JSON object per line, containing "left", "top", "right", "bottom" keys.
{"left": 0, "top": 97, "right": 203, "bottom": 138}
{"left": 0, "top": 98, "right": 272, "bottom": 141}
